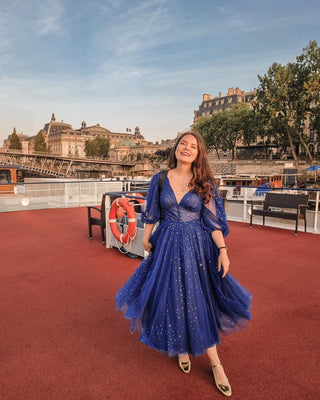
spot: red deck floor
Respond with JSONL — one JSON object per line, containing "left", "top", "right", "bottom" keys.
{"left": 0, "top": 207, "right": 319, "bottom": 400}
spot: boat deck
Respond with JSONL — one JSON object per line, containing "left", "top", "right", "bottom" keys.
{"left": 0, "top": 207, "right": 318, "bottom": 400}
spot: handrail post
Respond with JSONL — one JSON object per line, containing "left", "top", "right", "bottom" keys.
{"left": 94, "top": 182, "right": 98, "bottom": 203}
{"left": 314, "top": 191, "right": 319, "bottom": 234}
{"left": 77, "top": 181, "right": 81, "bottom": 206}
{"left": 64, "top": 182, "right": 68, "bottom": 206}
{"left": 105, "top": 195, "right": 112, "bottom": 248}
{"left": 243, "top": 187, "right": 248, "bottom": 222}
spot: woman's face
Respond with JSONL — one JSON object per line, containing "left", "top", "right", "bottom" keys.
{"left": 175, "top": 134, "right": 198, "bottom": 165}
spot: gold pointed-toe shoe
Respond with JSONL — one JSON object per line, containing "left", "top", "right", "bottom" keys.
{"left": 211, "top": 363, "right": 232, "bottom": 397}
{"left": 178, "top": 356, "right": 191, "bottom": 373}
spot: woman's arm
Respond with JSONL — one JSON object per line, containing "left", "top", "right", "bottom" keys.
{"left": 143, "top": 223, "right": 156, "bottom": 253}
{"left": 212, "top": 229, "right": 230, "bottom": 278}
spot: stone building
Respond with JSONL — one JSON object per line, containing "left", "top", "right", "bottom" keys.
{"left": 194, "top": 88, "right": 319, "bottom": 159}
{"left": 3, "top": 114, "right": 156, "bottom": 160}
{"left": 109, "top": 141, "right": 160, "bottom": 162}
{"left": 298, "top": 115, "right": 319, "bottom": 157}
{"left": 194, "top": 87, "right": 254, "bottom": 124}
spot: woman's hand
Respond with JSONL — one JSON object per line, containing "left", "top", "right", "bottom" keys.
{"left": 211, "top": 230, "right": 230, "bottom": 278}
{"left": 218, "top": 249, "right": 230, "bottom": 278}
{"left": 143, "top": 223, "right": 155, "bottom": 253}
{"left": 143, "top": 239, "right": 153, "bottom": 253}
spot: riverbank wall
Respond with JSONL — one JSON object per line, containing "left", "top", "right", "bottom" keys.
{"left": 211, "top": 159, "right": 309, "bottom": 175}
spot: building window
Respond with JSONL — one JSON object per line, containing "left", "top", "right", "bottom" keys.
{"left": 310, "top": 130, "right": 314, "bottom": 141}
{"left": 309, "top": 143, "right": 315, "bottom": 155}
{"left": 0, "top": 170, "right": 11, "bottom": 184}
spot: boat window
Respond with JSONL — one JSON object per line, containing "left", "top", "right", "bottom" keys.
{"left": 0, "top": 170, "right": 11, "bottom": 184}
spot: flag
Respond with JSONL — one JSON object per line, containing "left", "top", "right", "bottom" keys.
{"left": 126, "top": 128, "right": 131, "bottom": 132}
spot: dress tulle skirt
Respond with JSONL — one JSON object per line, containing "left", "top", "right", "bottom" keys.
{"left": 115, "top": 219, "right": 253, "bottom": 357}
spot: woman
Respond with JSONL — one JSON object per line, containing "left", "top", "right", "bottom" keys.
{"left": 115, "top": 132, "right": 252, "bottom": 397}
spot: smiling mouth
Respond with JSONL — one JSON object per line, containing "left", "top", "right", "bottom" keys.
{"left": 180, "top": 152, "right": 190, "bottom": 156}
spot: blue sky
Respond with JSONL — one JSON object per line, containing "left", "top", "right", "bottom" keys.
{"left": 0, "top": 0, "right": 319, "bottom": 144}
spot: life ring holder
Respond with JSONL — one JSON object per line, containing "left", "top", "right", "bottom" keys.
{"left": 109, "top": 197, "right": 137, "bottom": 244}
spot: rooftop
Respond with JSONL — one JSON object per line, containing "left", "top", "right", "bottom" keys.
{"left": 1, "top": 207, "right": 318, "bottom": 399}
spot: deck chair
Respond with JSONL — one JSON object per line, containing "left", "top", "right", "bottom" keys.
{"left": 87, "top": 194, "right": 106, "bottom": 244}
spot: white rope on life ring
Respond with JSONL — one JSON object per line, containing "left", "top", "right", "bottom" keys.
{"left": 109, "top": 197, "right": 137, "bottom": 244}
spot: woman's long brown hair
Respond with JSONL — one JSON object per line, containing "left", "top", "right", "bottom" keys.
{"left": 167, "top": 131, "right": 217, "bottom": 203}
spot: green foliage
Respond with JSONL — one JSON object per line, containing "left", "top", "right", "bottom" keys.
{"left": 296, "top": 40, "right": 320, "bottom": 102}
{"left": 297, "top": 41, "right": 320, "bottom": 140}
{"left": 195, "top": 41, "right": 320, "bottom": 164}
{"left": 34, "top": 131, "right": 49, "bottom": 153}
{"left": 310, "top": 107, "right": 320, "bottom": 142}
{"left": 9, "top": 130, "right": 22, "bottom": 150}
{"left": 255, "top": 41, "right": 320, "bottom": 165}
{"left": 85, "top": 136, "right": 110, "bottom": 158}
{"left": 154, "top": 148, "right": 171, "bottom": 160}
{"left": 196, "top": 103, "right": 258, "bottom": 160}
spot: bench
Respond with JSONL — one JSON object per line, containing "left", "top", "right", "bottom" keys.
{"left": 249, "top": 192, "right": 309, "bottom": 235}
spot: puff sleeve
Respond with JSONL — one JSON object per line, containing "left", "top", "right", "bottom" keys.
{"left": 201, "top": 187, "right": 230, "bottom": 237}
{"left": 141, "top": 172, "right": 161, "bottom": 224}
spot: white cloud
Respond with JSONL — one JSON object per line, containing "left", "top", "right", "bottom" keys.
{"left": 1, "top": 0, "right": 319, "bottom": 146}
{"left": 34, "top": 0, "right": 64, "bottom": 35}
{"left": 97, "top": 0, "right": 173, "bottom": 55}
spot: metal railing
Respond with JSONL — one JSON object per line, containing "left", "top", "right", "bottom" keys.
{"left": 1, "top": 179, "right": 319, "bottom": 233}
{"left": 219, "top": 185, "right": 320, "bottom": 234}
{"left": 0, "top": 180, "right": 123, "bottom": 212}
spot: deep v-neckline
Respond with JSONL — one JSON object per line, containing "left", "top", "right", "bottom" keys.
{"left": 166, "top": 177, "right": 191, "bottom": 205}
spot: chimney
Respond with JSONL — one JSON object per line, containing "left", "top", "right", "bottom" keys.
{"left": 203, "top": 94, "right": 213, "bottom": 101}
{"left": 219, "top": 92, "right": 222, "bottom": 97}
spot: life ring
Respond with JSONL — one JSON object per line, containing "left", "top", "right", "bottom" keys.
{"left": 109, "top": 197, "right": 137, "bottom": 244}
{"left": 129, "top": 192, "right": 144, "bottom": 204}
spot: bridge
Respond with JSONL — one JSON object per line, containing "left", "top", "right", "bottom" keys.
{"left": 0, "top": 150, "right": 135, "bottom": 178}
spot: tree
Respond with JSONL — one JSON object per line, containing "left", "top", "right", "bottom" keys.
{"left": 9, "top": 128, "right": 22, "bottom": 150}
{"left": 84, "top": 139, "right": 95, "bottom": 158}
{"left": 196, "top": 115, "right": 223, "bottom": 159}
{"left": 256, "top": 42, "right": 320, "bottom": 167}
{"left": 310, "top": 106, "right": 320, "bottom": 143}
{"left": 84, "top": 136, "right": 110, "bottom": 158}
{"left": 297, "top": 41, "right": 320, "bottom": 148}
{"left": 34, "top": 131, "right": 49, "bottom": 153}
{"left": 256, "top": 63, "right": 302, "bottom": 167}
{"left": 154, "top": 148, "right": 171, "bottom": 160}
{"left": 296, "top": 40, "right": 320, "bottom": 104}
{"left": 195, "top": 103, "right": 258, "bottom": 160}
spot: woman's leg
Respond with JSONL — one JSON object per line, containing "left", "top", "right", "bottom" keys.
{"left": 178, "top": 353, "right": 190, "bottom": 363}
{"left": 206, "top": 345, "right": 230, "bottom": 385}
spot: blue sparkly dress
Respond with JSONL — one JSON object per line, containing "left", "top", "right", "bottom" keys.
{"left": 115, "top": 172, "right": 252, "bottom": 357}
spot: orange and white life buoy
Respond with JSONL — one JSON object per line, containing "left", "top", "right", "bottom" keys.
{"left": 128, "top": 192, "right": 144, "bottom": 204}
{"left": 109, "top": 197, "right": 137, "bottom": 244}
